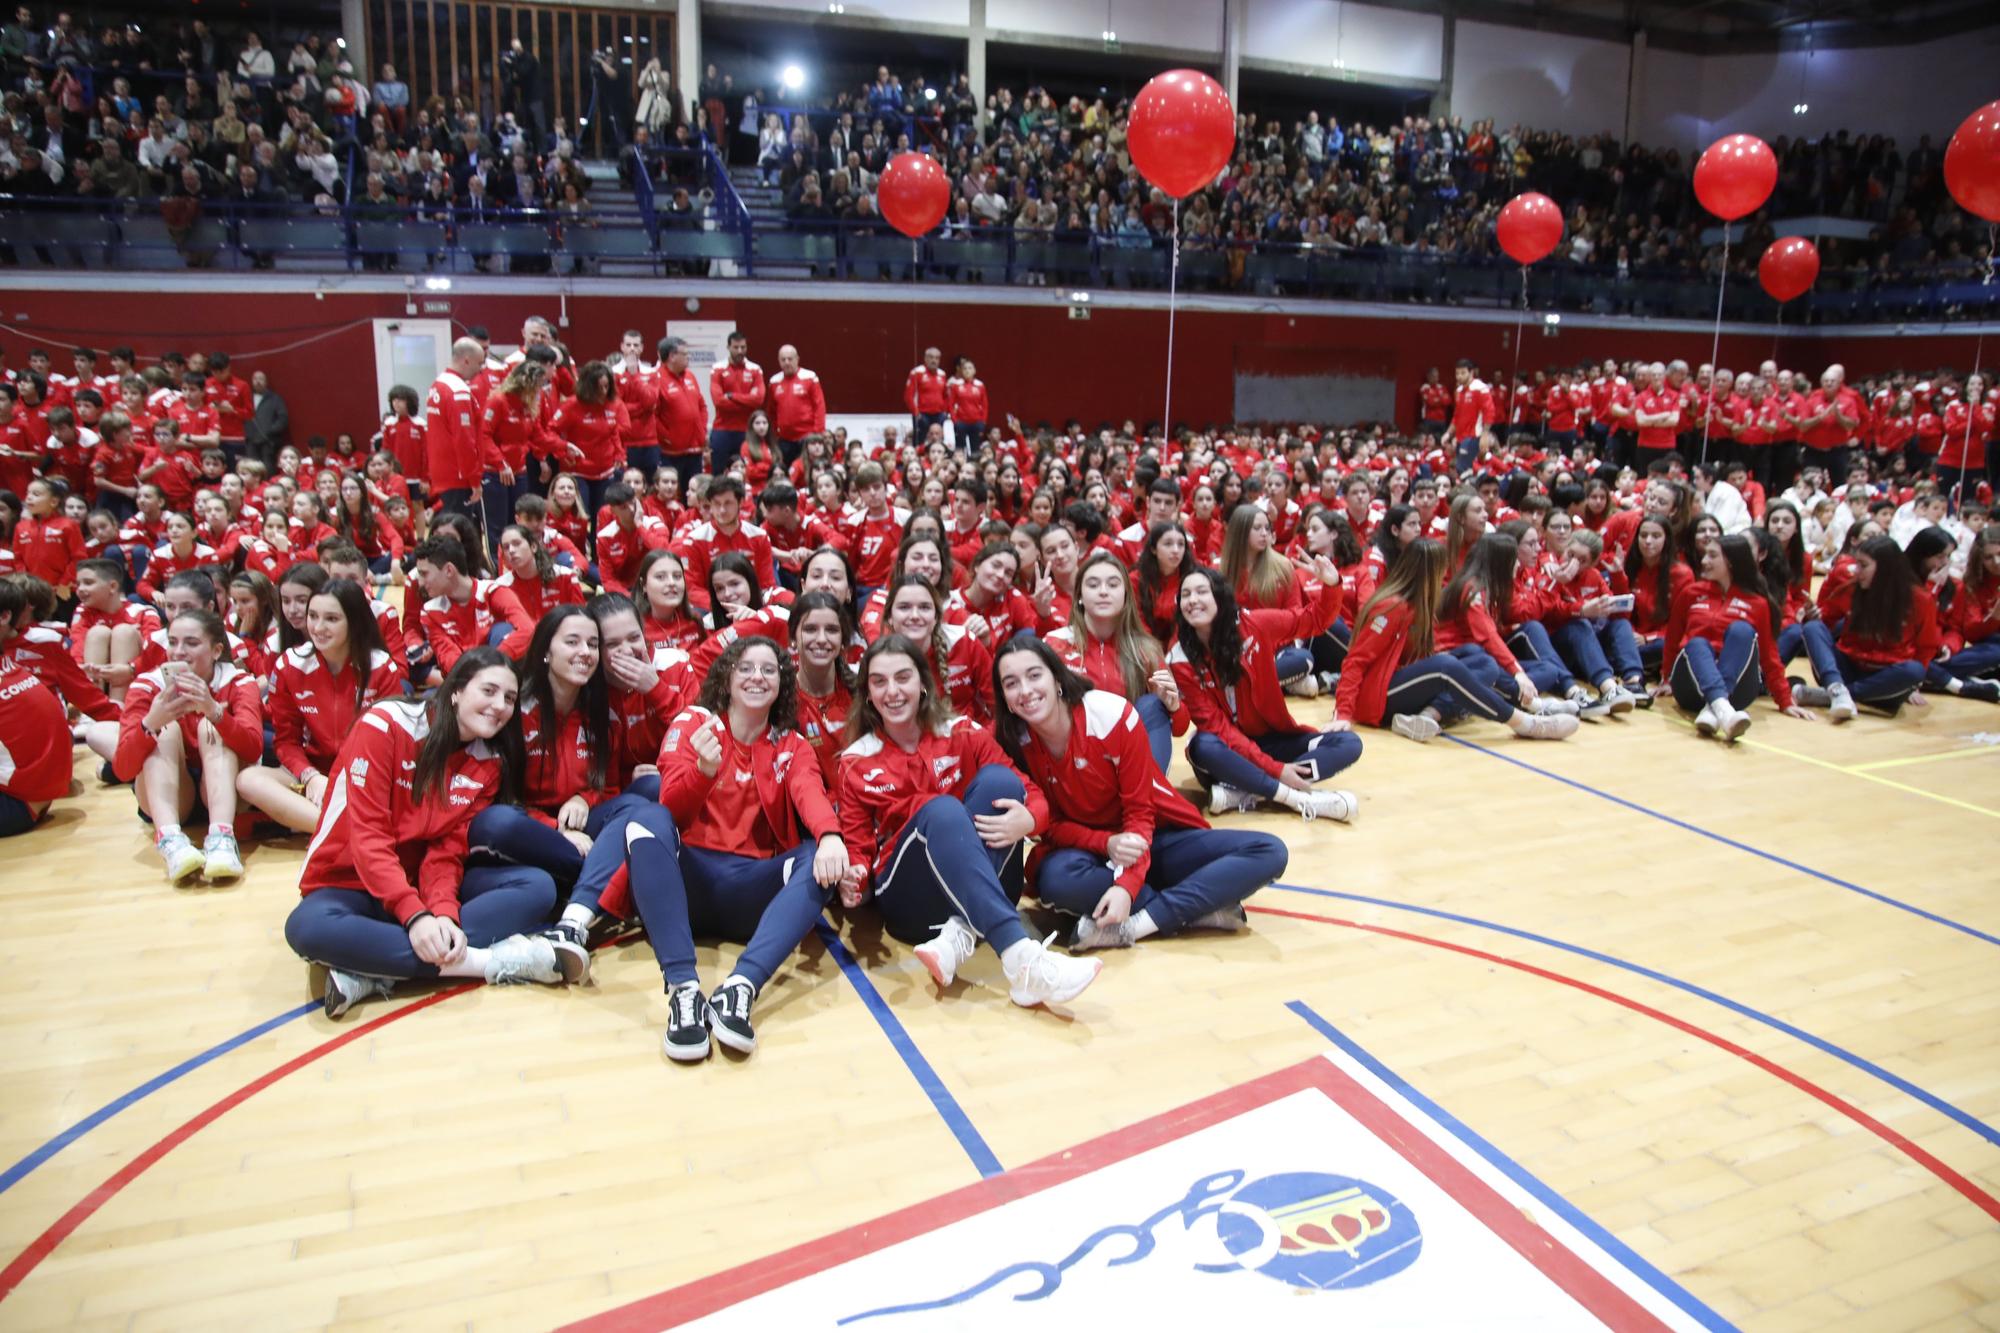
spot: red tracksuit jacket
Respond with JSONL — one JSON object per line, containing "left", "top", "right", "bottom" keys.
{"left": 297, "top": 698, "right": 505, "bottom": 925}
{"left": 1662, "top": 579, "right": 1795, "bottom": 709}
{"left": 1168, "top": 576, "right": 1343, "bottom": 779}
{"left": 269, "top": 643, "right": 405, "bottom": 778}
{"left": 835, "top": 716, "right": 1047, "bottom": 886}
{"left": 1012, "top": 691, "right": 1208, "bottom": 899}
{"left": 113, "top": 661, "right": 265, "bottom": 780}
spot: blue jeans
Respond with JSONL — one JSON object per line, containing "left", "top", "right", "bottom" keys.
{"left": 283, "top": 867, "right": 558, "bottom": 979}
{"left": 871, "top": 765, "right": 1032, "bottom": 955}
{"left": 1669, "top": 621, "right": 1762, "bottom": 711}
{"left": 625, "top": 829, "right": 828, "bottom": 990}
{"left": 481, "top": 470, "right": 535, "bottom": 556}
{"left": 1931, "top": 633, "right": 2000, "bottom": 687}
{"left": 1783, "top": 619, "right": 1843, "bottom": 689}
{"left": 953, "top": 419, "right": 985, "bottom": 453}
{"left": 1185, "top": 727, "right": 1363, "bottom": 799}
{"left": 626, "top": 444, "right": 661, "bottom": 479}
{"left": 708, "top": 429, "right": 746, "bottom": 476}
{"left": 910, "top": 411, "right": 946, "bottom": 445}
{"left": 1823, "top": 647, "right": 1926, "bottom": 713}
{"left": 1036, "top": 827, "right": 1287, "bottom": 934}
{"left": 1554, "top": 618, "right": 1642, "bottom": 689}
{"left": 1454, "top": 435, "right": 1480, "bottom": 472}
{"left": 1274, "top": 645, "right": 1313, "bottom": 683}
{"left": 466, "top": 792, "right": 670, "bottom": 903}
{"left": 579, "top": 474, "right": 617, "bottom": 520}
{"left": 1379, "top": 652, "right": 1513, "bottom": 724}
{"left": 1133, "top": 692, "right": 1174, "bottom": 773}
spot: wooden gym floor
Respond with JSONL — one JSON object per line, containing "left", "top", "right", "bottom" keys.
{"left": 0, "top": 692, "right": 1996, "bottom": 1330}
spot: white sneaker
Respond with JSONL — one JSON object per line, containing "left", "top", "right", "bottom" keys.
{"left": 1006, "top": 935, "right": 1103, "bottom": 1008}
{"left": 1575, "top": 688, "right": 1614, "bottom": 721}
{"left": 1532, "top": 695, "right": 1581, "bottom": 716}
{"left": 1391, "top": 713, "right": 1439, "bottom": 743}
{"left": 202, "top": 831, "right": 244, "bottom": 882}
{"left": 484, "top": 933, "right": 563, "bottom": 985}
{"left": 157, "top": 832, "right": 205, "bottom": 885}
{"left": 914, "top": 916, "right": 978, "bottom": 989}
{"left": 1184, "top": 903, "right": 1250, "bottom": 933}
{"left": 1514, "top": 712, "right": 1580, "bottom": 740}
{"left": 1069, "top": 914, "right": 1136, "bottom": 951}
{"left": 322, "top": 968, "right": 394, "bottom": 1020}
{"left": 1208, "top": 782, "right": 1258, "bottom": 815}
{"left": 1294, "top": 788, "right": 1357, "bottom": 823}
{"left": 1694, "top": 703, "right": 1719, "bottom": 736}
{"left": 1282, "top": 673, "right": 1319, "bottom": 698}
{"left": 1827, "top": 684, "right": 1858, "bottom": 723}
{"left": 1603, "top": 684, "right": 1636, "bottom": 715}
{"left": 1719, "top": 703, "right": 1753, "bottom": 742}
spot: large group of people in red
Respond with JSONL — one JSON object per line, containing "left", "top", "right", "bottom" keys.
{"left": 0, "top": 322, "right": 1994, "bottom": 1062}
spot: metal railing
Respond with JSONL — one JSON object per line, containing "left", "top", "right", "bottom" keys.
{"left": 3, "top": 192, "right": 1995, "bottom": 323}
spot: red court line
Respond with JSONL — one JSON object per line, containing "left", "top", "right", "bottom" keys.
{"left": 1248, "top": 904, "right": 2000, "bottom": 1225}
{"left": 559, "top": 1056, "right": 1670, "bottom": 1333}
{"left": 0, "top": 982, "right": 478, "bottom": 1304}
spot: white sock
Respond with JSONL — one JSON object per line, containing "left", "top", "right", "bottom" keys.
{"left": 1271, "top": 785, "right": 1308, "bottom": 811}
{"left": 440, "top": 947, "right": 490, "bottom": 979}
{"left": 1944, "top": 677, "right": 1964, "bottom": 694}
{"left": 723, "top": 972, "right": 756, "bottom": 994}
{"left": 560, "top": 902, "right": 595, "bottom": 930}
{"left": 1129, "top": 910, "right": 1159, "bottom": 941}
{"left": 1506, "top": 710, "right": 1534, "bottom": 734}
{"left": 999, "top": 938, "right": 1038, "bottom": 978}
{"left": 1420, "top": 706, "right": 1442, "bottom": 723}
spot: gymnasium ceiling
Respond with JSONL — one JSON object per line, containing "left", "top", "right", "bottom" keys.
{"left": 1383, "top": 0, "right": 2000, "bottom": 51}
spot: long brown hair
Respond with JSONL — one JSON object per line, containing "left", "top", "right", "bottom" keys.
{"left": 413, "top": 646, "right": 525, "bottom": 805}
{"left": 1443, "top": 491, "right": 1483, "bottom": 572}
{"left": 844, "top": 633, "right": 953, "bottom": 745}
{"left": 694, "top": 634, "right": 799, "bottom": 734}
{"left": 1219, "top": 503, "right": 1294, "bottom": 607}
{"left": 1358, "top": 537, "right": 1448, "bottom": 661}
{"left": 1068, "top": 548, "right": 1162, "bottom": 699}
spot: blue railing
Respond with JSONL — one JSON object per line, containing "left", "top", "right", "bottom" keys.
{"left": 2, "top": 193, "right": 1995, "bottom": 323}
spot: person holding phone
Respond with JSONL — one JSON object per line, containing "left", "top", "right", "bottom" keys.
{"left": 114, "top": 608, "right": 266, "bottom": 883}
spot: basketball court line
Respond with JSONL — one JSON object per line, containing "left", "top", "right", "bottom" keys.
{"left": 1641, "top": 712, "right": 2000, "bottom": 819}
{"left": 1846, "top": 743, "right": 2000, "bottom": 772}
{"left": 1439, "top": 733, "right": 2000, "bottom": 945}
{"left": 814, "top": 918, "right": 1006, "bottom": 1178}
{"left": 0, "top": 982, "right": 479, "bottom": 1304}
{"left": 0, "top": 1000, "right": 318, "bottom": 1198}
{"left": 1285, "top": 1002, "right": 1732, "bottom": 1333}
{"left": 1264, "top": 888, "right": 2000, "bottom": 1160}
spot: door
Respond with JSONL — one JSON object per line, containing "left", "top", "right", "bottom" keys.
{"left": 372, "top": 318, "right": 456, "bottom": 415}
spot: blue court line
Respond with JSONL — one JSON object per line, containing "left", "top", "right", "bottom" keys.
{"left": 1438, "top": 733, "right": 2000, "bottom": 949}
{"left": 815, "top": 918, "right": 1005, "bottom": 1179}
{"left": 0, "top": 1000, "right": 319, "bottom": 1197}
{"left": 1287, "top": 1000, "right": 1734, "bottom": 1333}
{"left": 1273, "top": 883, "right": 2000, "bottom": 1152}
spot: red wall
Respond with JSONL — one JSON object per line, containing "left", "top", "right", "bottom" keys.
{"left": 1, "top": 288, "right": 1979, "bottom": 447}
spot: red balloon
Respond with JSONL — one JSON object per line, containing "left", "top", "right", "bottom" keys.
{"left": 1945, "top": 100, "right": 2000, "bottom": 223}
{"left": 878, "top": 152, "right": 950, "bottom": 238}
{"left": 1694, "top": 133, "right": 1777, "bottom": 221}
{"left": 1127, "top": 69, "right": 1236, "bottom": 200}
{"left": 1758, "top": 236, "right": 1820, "bottom": 303}
{"left": 1495, "top": 192, "right": 1564, "bottom": 265}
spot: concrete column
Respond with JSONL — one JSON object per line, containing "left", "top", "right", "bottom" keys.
{"left": 1432, "top": 10, "right": 1454, "bottom": 120}
{"left": 676, "top": 0, "right": 703, "bottom": 129}
{"left": 967, "top": 0, "right": 987, "bottom": 137}
{"left": 341, "top": 0, "right": 368, "bottom": 79}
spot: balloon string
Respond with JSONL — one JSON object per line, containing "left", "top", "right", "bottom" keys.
{"left": 1955, "top": 330, "right": 1983, "bottom": 508}
{"left": 1508, "top": 266, "right": 1528, "bottom": 436}
{"left": 1700, "top": 230, "right": 1731, "bottom": 467}
{"left": 1164, "top": 198, "right": 1180, "bottom": 442}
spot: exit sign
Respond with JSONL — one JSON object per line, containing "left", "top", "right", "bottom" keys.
{"left": 421, "top": 299, "right": 453, "bottom": 314}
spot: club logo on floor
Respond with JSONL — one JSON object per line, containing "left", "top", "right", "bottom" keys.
{"left": 837, "top": 1168, "right": 1420, "bottom": 1323}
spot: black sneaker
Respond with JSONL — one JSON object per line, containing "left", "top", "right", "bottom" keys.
{"left": 663, "top": 982, "right": 711, "bottom": 1062}
{"left": 708, "top": 978, "right": 758, "bottom": 1055}
{"left": 541, "top": 920, "right": 591, "bottom": 984}
{"left": 1962, "top": 678, "right": 2000, "bottom": 703}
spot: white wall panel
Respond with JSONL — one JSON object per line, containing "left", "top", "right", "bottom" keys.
{"left": 1244, "top": 0, "right": 1442, "bottom": 83}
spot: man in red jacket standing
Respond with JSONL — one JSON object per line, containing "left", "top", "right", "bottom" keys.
{"left": 709, "top": 329, "right": 765, "bottom": 478}
{"left": 769, "top": 343, "right": 826, "bottom": 471}
{"left": 425, "top": 337, "right": 486, "bottom": 524}
{"left": 655, "top": 335, "right": 709, "bottom": 490}
{"left": 905, "top": 346, "right": 949, "bottom": 448}
{"left": 1799, "top": 363, "right": 1864, "bottom": 488}
{"left": 614, "top": 329, "right": 661, "bottom": 480}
